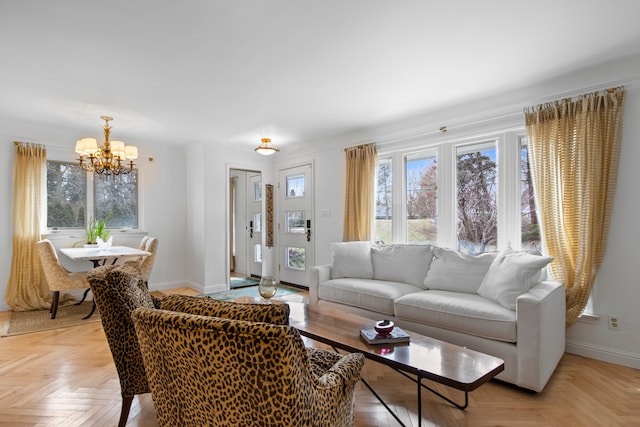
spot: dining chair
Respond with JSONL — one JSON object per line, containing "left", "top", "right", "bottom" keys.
{"left": 138, "top": 236, "right": 158, "bottom": 287}
{"left": 36, "top": 239, "right": 90, "bottom": 319}
{"left": 132, "top": 307, "right": 365, "bottom": 427}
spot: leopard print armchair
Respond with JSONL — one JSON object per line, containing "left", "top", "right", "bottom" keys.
{"left": 87, "top": 261, "right": 159, "bottom": 427}
{"left": 132, "top": 307, "right": 365, "bottom": 427}
{"left": 87, "top": 267, "right": 298, "bottom": 427}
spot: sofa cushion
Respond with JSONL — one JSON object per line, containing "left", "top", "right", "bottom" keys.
{"left": 394, "top": 290, "right": 517, "bottom": 342}
{"left": 330, "top": 241, "right": 373, "bottom": 280}
{"left": 371, "top": 244, "right": 433, "bottom": 288}
{"left": 423, "top": 247, "right": 497, "bottom": 293}
{"left": 319, "top": 278, "right": 423, "bottom": 315}
{"left": 478, "top": 249, "right": 553, "bottom": 310}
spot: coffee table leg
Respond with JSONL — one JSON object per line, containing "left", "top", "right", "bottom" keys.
{"left": 359, "top": 378, "right": 407, "bottom": 427}
{"left": 417, "top": 376, "right": 422, "bottom": 427}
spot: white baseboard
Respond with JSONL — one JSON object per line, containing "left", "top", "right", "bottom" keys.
{"left": 566, "top": 340, "right": 640, "bottom": 370}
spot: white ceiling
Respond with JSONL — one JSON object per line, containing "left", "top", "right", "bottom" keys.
{"left": 2, "top": 1, "right": 640, "bottom": 151}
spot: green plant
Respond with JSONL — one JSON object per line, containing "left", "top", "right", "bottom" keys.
{"left": 86, "top": 217, "right": 110, "bottom": 244}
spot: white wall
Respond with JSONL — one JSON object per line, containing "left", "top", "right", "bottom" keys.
{"left": 275, "top": 53, "right": 640, "bottom": 370}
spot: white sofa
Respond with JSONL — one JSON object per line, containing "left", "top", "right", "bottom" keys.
{"left": 308, "top": 241, "right": 566, "bottom": 392}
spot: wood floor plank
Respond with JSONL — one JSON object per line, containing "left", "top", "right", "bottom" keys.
{"left": 1, "top": 291, "right": 639, "bottom": 426}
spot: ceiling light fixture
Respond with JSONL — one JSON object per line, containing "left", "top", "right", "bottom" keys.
{"left": 74, "top": 116, "right": 138, "bottom": 176}
{"left": 254, "top": 137, "right": 280, "bottom": 155}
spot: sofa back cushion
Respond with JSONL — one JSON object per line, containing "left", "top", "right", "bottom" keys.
{"left": 478, "top": 249, "right": 553, "bottom": 310}
{"left": 424, "top": 247, "right": 497, "bottom": 293}
{"left": 371, "top": 244, "right": 433, "bottom": 288}
{"left": 330, "top": 241, "right": 373, "bottom": 279}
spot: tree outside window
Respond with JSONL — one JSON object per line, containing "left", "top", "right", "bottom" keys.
{"left": 456, "top": 143, "right": 497, "bottom": 254}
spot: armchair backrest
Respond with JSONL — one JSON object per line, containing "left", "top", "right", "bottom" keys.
{"left": 87, "top": 261, "right": 156, "bottom": 397}
{"left": 133, "top": 307, "right": 359, "bottom": 426}
{"left": 160, "top": 294, "right": 291, "bottom": 325}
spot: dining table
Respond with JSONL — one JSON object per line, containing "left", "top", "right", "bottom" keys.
{"left": 59, "top": 245, "right": 151, "bottom": 318}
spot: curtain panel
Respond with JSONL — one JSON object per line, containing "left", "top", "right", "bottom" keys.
{"left": 524, "top": 87, "right": 626, "bottom": 327}
{"left": 343, "top": 143, "right": 377, "bottom": 242}
{"left": 6, "top": 142, "right": 50, "bottom": 311}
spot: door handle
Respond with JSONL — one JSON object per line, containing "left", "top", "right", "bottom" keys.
{"left": 306, "top": 219, "right": 311, "bottom": 242}
{"left": 249, "top": 220, "right": 253, "bottom": 239}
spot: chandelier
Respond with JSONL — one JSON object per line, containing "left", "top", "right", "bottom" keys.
{"left": 254, "top": 137, "right": 280, "bottom": 155}
{"left": 74, "top": 116, "right": 138, "bottom": 176}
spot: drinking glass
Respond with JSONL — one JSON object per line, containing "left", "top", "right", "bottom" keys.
{"left": 258, "top": 276, "right": 278, "bottom": 302}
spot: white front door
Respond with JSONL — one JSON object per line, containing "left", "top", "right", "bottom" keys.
{"left": 277, "top": 163, "right": 313, "bottom": 287}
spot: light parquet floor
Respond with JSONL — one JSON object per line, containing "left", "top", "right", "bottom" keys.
{"left": 0, "top": 287, "right": 639, "bottom": 426}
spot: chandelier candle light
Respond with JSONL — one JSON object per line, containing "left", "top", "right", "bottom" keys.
{"left": 75, "top": 116, "right": 138, "bottom": 176}
{"left": 254, "top": 137, "right": 279, "bottom": 155}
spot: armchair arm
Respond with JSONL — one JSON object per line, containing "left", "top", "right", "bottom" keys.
{"left": 314, "top": 352, "right": 365, "bottom": 389}
{"left": 308, "top": 264, "right": 332, "bottom": 305}
{"left": 516, "top": 280, "right": 566, "bottom": 392}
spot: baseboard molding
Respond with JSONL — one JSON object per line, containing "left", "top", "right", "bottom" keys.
{"left": 566, "top": 340, "right": 640, "bottom": 370}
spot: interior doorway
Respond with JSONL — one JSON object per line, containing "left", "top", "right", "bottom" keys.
{"left": 229, "top": 169, "right": 262, "bottom": 289}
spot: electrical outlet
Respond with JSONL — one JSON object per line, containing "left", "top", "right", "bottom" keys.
{"left": 608, "top": 315, "right": 620, "bottom": 330}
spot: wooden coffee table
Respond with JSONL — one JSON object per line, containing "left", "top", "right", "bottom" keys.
{"left": 287, "top": 302, "right": 504, "bottom": 427}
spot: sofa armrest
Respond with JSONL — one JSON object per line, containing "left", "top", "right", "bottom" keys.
{"left": 516, "top": 280, "right": 566, "bottom": 391}
{"left": 308, "top": 264, "right": 331, "bottom": 305}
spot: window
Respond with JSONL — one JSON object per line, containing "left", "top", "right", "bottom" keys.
{"left": 47, "top": 161, "right": 86, "bottom": 228}
{"left": 375, "top": 131, "right": 531, "bottom": 253}
{"left": 456, "top": 141, "right": 497, "bottom": 254}
{"left": 285, "top": 210, "right": 305, "bottom": 233}
{"left": 286, "top": 246, "right": 305, "bottom": 270}
{"left": 374, "top": 157, "right": 392, "bottom": 244}
{"left": 46, "top": 160, "right": 139, "bottom": 230}
{"left": 520, "top": 137, "right": 540, "bottom": 251}
{"left": 406, "top": 151, "right": 437, "bottom": 245}
{"left": 94, "top": 171, "right": 138, "bottom": 228}
{"left": 286, "top": 175, "right": 304, "bottom": 198}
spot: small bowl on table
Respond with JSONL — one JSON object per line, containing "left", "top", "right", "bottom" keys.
{"left": 374, "top": 320, "right": 395, "bottom": 336}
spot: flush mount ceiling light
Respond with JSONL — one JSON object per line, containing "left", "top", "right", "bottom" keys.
{"left": 254, "top": 137, "right": 280, "bottom": 155}
{"left": 74, "top": 116, "right": 138, "bottom": 176}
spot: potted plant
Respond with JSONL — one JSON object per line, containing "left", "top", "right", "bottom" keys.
{"left": 85, "top": 217, "right": 110, "bottom": 246}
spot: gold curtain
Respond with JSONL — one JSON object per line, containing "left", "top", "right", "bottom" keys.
{"left": 6, "top": 142, "right": 50, "bottom": 311}
{"left": 343, "top": 143, "right": 377, "bottom": 241}
{"left": 524, "top": 87, "right": 625, "bottom": 327}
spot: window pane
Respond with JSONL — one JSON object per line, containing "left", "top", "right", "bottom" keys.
{"left": 47, "top": 161, "right": 86, "bottom": 228}
{"left": 254, "top": 244, "right": 262, "bottom": 263}
{"left": 286, "top": 175, "right": 304, "bottom": 198}
{"left": 520, "top": 138, "right": 540, "bottom": 251}
{"left": 406, "top": 152, "right": 437, "bottom": 244}
{"left": 374, "top": 157, "right": 392, "bottom": 244}
{"left": 94, "top": 171, "right": 138, "bottom": 228}
{"left": 285, "top": 210, "right": 305, "bottom": 233}
{"left": 254, "top": 213, "right": 262, "bottom": 233}
{"left": 286, "top": 246, "right": 305, "bottom": 270}
{"left": 254, "top": 181, "right": 262, "bottom": 201}
{"left": 456, "top": 142, "right": 497, "bottom": 254}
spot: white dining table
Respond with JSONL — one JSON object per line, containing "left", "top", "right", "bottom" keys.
{"left": 59, "top": 246, "right": 151, "bottom": 320}
{"left": 60, "top": 246, "right": 151, "bottom": 268}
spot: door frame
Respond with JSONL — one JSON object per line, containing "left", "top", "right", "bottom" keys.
{"left": 226, "top": 165, "right": 263, "bottom": 288}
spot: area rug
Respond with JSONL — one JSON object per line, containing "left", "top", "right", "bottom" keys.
{"left": 230, "top": 277, "right": 260, "bottom": 289}
{"left": 205, "top": 285, "right": 302, "bottom": 301}
{"left": 1, "top": 301, "right": 101, "bottom": 337}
